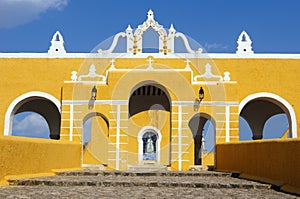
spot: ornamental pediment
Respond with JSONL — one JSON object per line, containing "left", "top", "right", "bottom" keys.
{"left": 97, "top": 9, "right": 203, "bottom": 55}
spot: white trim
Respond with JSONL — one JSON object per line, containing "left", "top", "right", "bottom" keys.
{"left": 116, "top": 104, "right": 121, "bottom": 170}
{"left": 225, "top": 106, "right": 230, "bottom": 142}
{"left": 138, "top": 126, "right": 162, "bottom": 163}
{"left": 69, "top": 104, "right": 74, "bottom": 141}
{"left": 62, "top": 100, "right": 239, "bottom": 106}
{"left": 178, "top": 105, "right": 182, "bottom": 171}
{"left": 239, "top": 92, "right": 297, "bottom": 138}
{"left": 4, "top": 91, "right": 61, "bottom": 136}
{"left": 2, "top": 53, "right": 300, "bottom": 59}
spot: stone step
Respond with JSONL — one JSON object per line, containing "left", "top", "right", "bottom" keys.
{"left": 7, "top": 175, "right": 270, "bottom": 190}
{"left": 55, "top": 170, "right": 230, "bottom": 177}
{"left": 128, "top": 164, "right": 167, "bottom": 172}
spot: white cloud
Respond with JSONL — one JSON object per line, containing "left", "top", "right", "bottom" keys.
{"left": 204, "top": 42, "right": 228, "bottom": 51}
{"left": 13, "top": 112, "right": 50, "bottom": 138}
{"left": 0, "top": 0, "right": 69, "bottom": 28}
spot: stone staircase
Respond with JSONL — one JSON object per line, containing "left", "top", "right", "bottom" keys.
{"left": 7, "top": 170, "right": 268, "bottom": 189}
{"left": 2, "top": 170, "right": 297, "bottom": 198}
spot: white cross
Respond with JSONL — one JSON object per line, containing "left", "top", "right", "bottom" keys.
{"left": 147, "top": 57, "right": 153, "bottom": 67}
{"left": 110, "top": 59, "right": 116, "bottom": 70}
{"left": 185, "top": 59, "right": 191, "bottom": 68}
{"left": 111, "top": 59, "right": 115, "bottom": 66}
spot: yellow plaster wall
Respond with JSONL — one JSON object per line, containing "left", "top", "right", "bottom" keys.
{"left": 0, "top": 58, "right": 84, "bottom": 137}
{"left": 215, "top": 138, "right": 300, "bottom": 195}
{"left": 1, "top": 57, "right": 300, "bottom": 171}
{"left": 0, "top": 136, "right": 81, "bottom": 181}
{"left": 214, "top": 59, "right": 300, "bottom": 135}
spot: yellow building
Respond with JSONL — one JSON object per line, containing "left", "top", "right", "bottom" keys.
{"left": 0, "top": 10, "right": 299, "bottom": 171}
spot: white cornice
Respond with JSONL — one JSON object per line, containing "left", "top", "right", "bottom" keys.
{"left": 1, "top": 53, "right": 300, "bottom": 59}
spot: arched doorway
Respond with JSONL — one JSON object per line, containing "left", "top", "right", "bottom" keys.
{"left": 82, "top": 112, "right": 109, "bottom": 165}
{"left": 239, "top": 93, "right": 297, "bottom": 140}
{"left": 128, "top": 83, "right": 171, "bottom": 117}
{"left": 129, "top": 82, "right": 171, "bottom": 165}
{"left": 189, "top": 113, "right": 216, "bottom": 165}
{"left": 4, "top": 92, "right": 61, "bottom": 139}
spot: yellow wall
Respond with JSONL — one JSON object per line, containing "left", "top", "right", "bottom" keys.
{"left": 0, "top": 136, "right": 81, "bottom": 181}
{"left": 215, "top": 138, "right": 300, "bottom": 195}
{"left": 0, "top": 57, "right": 300, "bottom": 171}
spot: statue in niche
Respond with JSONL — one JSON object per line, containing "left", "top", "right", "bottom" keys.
{"left": 143, "top": 132, "right": 157, "bottom": 160}
{"left": 146, "top": 134, "right": 154, "bottom": 154}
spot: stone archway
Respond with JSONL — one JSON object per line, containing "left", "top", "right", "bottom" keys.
{"left": 129, "top": 82, "right": 171, "bottom": 165}
{"left": 239, "top": 93, "right": 297, "bottom": 139}
{"left": 189, "top": 113, "right": 216, "bottom": 165}
{"left": 82, "top": 112, "right": 109, "bottom": 165}
{"left": 128, "top": 83, "right": 171, "bottom": 118}
{"left": 4, "top": 92, "right": 61, "bottom": 139}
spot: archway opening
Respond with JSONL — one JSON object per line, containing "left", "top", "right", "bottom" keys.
{"left": 82, "top": 112, "right": 109, "bottom": 146}
{"left": 240, "top": 98, "right": 292, "bottom": 140}
{"left": 142, "top": 28, "right": 159, "bottom": 53}
{"left": 129, "top": 84, "right": 171, "bottom": 118}
{"left": 82, "top": 112, "right": 109, "bottom": 165}
{"left": 10, "top": 97, "right": 61, "bottom": 139}
{"left": 12, "top": 111, "right": 50, "bottom": 139}
{"left": 189, "top": 113, "right": 216, "bottom": 165}
{"left": 130, "top": 82, "right": 171, "bottom": 165}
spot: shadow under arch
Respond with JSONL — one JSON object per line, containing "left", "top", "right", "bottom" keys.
{"left": 4, "top": 92, "right": 61, "bottom": 139}
{"left": 239, "top": 92, "right": 297, "bottom": 139}
{"left": 128, "top": 80, "right": 171, "bottom": 118}
{"left": 188, "top": 113, "right": 216, "bottom": 165}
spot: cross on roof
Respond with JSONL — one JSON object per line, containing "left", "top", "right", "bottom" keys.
{"left": 185, "top": 59, "right": 191, "bottom": 68}
{"left": 147, "top": 57, "right": 153, "bottom": 67}
{"left": 110, "top": 59, "right": 115, "bottom": 66}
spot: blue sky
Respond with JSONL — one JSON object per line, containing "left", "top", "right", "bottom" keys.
{"left": 1, "top": 0, "right": 300, "bottom": 53}
{"left": 3, "top": 1, "right": 291, "bottom": 142}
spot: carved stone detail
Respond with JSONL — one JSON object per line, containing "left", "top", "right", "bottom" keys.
{"left": 78, "top": 64, "right": 106, "bottom": 82}
{"left": 194, "top": 63, "right": 223, "bottom": 81}
{"left": 71, "top": 71, "right": 77, "bottom": 81}
{"left": 97, "top": 10, "right": 202, "bottom": 55}
{"left": 223, "top": 72, "right": 231, "bottom": 81}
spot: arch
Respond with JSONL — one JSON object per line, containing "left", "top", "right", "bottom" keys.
{"left": 142, "top": 28, "right": 160, "bottom": 53}
{"left": 83, "top": 112, "right": 109, "bottom": 128}
{"left": 263, "top": 113, "right": 289, "bottom": 139}
{"left": 82, "top": 112, "right": 109, "bottom": 145}
{"left": 128, "top": 81, "right": 171, "bottom": 118}
{"left": 239, "top": 92, "right": 297, "bottom": 138}
{"left": 138, "top": 126, "right": 162, "bottom": 163}
{"left": 4, "top": 92, "right": 61, "bottom": 139}
{"left": 189, "top": 113, "right": 216, "bottom": 165}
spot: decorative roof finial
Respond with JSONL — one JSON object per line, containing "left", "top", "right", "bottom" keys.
{"left": 147, "top": 9, "right": 154, "bottom": 21}
{"left": 48, "top": 30, "right": 66, "bottom": 56}
{"left": 126, "top": 25, "right": 133, "bottom": 35}
{"left": 169, "top": 24, "right": 176, "bottom": 34}
{"left": 236, "top": 30, "right": 254, "bottom": 55}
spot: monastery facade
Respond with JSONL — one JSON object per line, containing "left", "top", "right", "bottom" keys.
{"left": 0, "top": 10, "right": 299, "bottom": 171}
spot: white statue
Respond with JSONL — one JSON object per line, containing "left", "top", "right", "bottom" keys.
{"left": 146, "top": 134, "right": 154, "bottom": 154}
